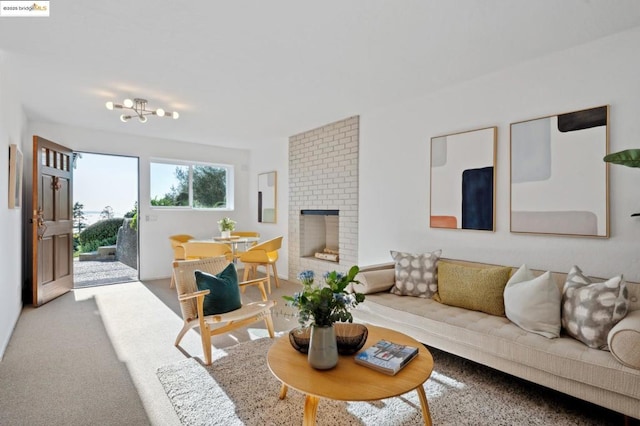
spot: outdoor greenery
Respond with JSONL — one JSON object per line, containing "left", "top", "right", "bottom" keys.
{"left": 77, "top": 217, "right": 123, "bottom": 253}
{"left": 125, "top": 202, "right": 138, "bottom": 230}
{"left": 151, "top": 165, "right": 227, "bottom": 208}
{"left": 73, "top": 202, "right": 88, "bottom": 233}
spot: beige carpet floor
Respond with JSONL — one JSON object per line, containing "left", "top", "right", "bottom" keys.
{"left": 0, "top": 273, "right": 299, "bottom": 426}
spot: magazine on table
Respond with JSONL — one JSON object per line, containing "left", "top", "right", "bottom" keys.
{"left": 354, "top": 339, "right": 419, "bottom": 375}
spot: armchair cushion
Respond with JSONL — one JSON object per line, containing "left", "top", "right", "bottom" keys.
{"left": 195, "top": 263, "right": 242, "bottom": 316}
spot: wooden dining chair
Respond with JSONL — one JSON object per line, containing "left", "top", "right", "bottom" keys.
{"left": 172, "top": 256, "right": 275, "bottom": 365}
{"left": 238, "top": 236, "right": 283, "bottom": 294}
{"left": 169, "top": 234, "right": 194, "bottom": 288}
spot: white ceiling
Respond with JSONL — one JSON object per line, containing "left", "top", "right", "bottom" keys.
{"left": 2, "top": 0, "right": 640, "bottom": 149}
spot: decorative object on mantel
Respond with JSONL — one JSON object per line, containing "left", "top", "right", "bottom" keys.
{"left": 217, "top": 217, "right": 236, "bottom": 239}
{"left": 314, "top": 247, "right": 339, "bottom": 262}
{"left": 105, "top": 97, "right": 179, "bottom": 123}
{"left": 284, "top": 267, "right": 365, "bottom": 369}
{"left": 603, "top": 148, "right": 640, "bottom": 217}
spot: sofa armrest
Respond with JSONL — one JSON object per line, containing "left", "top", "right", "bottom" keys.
{"left": 350, "top": 265, "right": 395, "bottom": 294}
{"left": 608, "top": 310, "right": 640, "bottom": 370}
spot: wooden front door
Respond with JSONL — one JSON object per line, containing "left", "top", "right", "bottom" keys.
{"left": 31, "top": 136, "right": 74, "bottom": 306}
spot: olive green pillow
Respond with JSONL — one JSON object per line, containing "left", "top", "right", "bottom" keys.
{"left": 434, "top": 261, "right": 512, "bottom": 316}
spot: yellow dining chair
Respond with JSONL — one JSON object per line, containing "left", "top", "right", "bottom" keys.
{"left": 182, "top": 241, "right": 233, "bottom": 262}
{"left": 238, "top": 236, "right": 283, "bottom": 294}
{"left": 172, "top": 256, "right": 275, "bottom": 365}
{"left": 169, "top": 234, "right": 194, "bottom": 288}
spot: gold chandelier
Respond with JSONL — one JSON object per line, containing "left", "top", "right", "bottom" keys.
{"left": 105, "top": 98, "right": 179, "bottom": 123}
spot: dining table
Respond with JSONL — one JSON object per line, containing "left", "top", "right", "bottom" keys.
{"left": 210, "top": 236, "right": 260, "bottom": 263}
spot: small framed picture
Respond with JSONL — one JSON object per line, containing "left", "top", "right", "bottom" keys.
{"left": 8, "top": 144, "right": 23, "bottom": 209}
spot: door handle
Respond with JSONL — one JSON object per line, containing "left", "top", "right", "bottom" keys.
{"left": 35, "top": 208, "right": 47, "bottom": 241}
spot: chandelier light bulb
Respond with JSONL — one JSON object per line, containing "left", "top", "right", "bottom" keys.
{"left": 106, "top": 97, "right": 178, "bottom": 124}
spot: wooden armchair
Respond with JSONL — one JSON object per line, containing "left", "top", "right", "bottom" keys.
{"left": 172, "top": 256, "right": 275, "bottom": 365}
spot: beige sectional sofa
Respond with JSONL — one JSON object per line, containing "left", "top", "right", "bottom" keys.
{"left": 351, "top": 258, "right": 640, "bottom": 419}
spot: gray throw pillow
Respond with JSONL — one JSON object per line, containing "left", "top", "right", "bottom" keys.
{"left": 389, "top": 250, "right": 441, "bottom": 298}
{"left": 561, "top": 265, "right": 628, "bottom": 350}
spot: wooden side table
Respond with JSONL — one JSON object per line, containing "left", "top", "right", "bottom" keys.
{"left": 267, "top": 324, "right": 434, "bottom": 425}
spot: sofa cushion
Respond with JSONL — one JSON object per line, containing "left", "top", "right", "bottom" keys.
{"left": 607, "top": 310, "right": 640, "bottom": 370}
{"left": 354, "top": 269, "right": 395, "bottom": 294}
{"left": 504, "top": 265, "right": 561, "bottom": 338}
{"left": 389, "top": 250, "right": 441, "bottom": 298}
{"left": 562, "top": 266, "right": 628, "bottom": 350}
{"left": 434, "top": 261, "right": 511, "bottom": 316}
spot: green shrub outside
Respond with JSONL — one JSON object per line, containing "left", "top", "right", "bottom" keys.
{"left": 78, "top": 218, "right": 123, "bottom": 253}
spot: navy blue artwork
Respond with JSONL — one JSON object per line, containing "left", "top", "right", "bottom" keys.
{"left": 461, "top": 167, "right": 494, "bottom": 231}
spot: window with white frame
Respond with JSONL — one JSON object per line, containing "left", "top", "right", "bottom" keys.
{"left": 150, "top": 160, "right": 234, "bottom": 209}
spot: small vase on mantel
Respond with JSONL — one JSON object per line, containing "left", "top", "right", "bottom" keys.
{"left": 308, "top": 325, "right": 338, "bottom": 370}
{"left": 220, "top": 230, "right": 231, "bottom": 238}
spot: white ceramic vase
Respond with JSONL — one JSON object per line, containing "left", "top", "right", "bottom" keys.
{"left": 308, "top": 325, "right": 338, "bottom": 370}
{"left": 220, "top": 230, "right": 231, "bottom": 238}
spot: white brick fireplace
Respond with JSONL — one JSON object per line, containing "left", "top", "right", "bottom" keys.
{"left": 288, "top": 116, "right": 359, "bottom": 280}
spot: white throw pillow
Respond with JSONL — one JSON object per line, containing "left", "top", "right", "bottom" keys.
{"left": 503, "top": 264, "right": 561, "bottom": 338}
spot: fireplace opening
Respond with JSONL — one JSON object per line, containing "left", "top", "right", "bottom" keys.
{"left": 300, "top": 210, "right": 339, "bottom": 263}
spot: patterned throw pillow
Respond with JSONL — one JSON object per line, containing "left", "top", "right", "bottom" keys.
{"left": 561, "top": 265, "right": 628, "bottom": 350}
{"left": 389, "top": 250, "right": 441, "bottom": 298}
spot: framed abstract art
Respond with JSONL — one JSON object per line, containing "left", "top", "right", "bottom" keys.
{"left": 510, "top": 105, "right": 609, "bottom": 237}
{"left": 430, "top": 126, "right": 497, "bottom": 231}
{"left": 8, "top": 143, "right": 23, "bottom": 209}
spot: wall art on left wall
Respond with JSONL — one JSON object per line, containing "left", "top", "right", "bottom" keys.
{"left": 8, "top": 143, "right": 23, "bottom": 209}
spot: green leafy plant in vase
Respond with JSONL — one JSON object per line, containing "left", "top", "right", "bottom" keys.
{"left": 284, "top": 266, "right": 365, "bottom": 369}
{"left": 217, "top": 217, "right": 236, "bottom": 238}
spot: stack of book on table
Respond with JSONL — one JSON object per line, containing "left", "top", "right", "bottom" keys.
{"left": 354, "top": 339, "right": 419, "bottom": 375}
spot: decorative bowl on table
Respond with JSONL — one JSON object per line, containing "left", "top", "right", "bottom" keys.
{"left": 289, "top": 323, "right": 368, "bottom": 355}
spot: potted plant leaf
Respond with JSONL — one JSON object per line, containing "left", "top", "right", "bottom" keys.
{"left": 603, "top": 149, "right": 640, "bottom": 216}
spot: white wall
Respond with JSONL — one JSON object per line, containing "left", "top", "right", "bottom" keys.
{"left": 26, "top": 122, "right": 253, "bottom": 281}
{"left": 0, "top": 52, "right": 27, "bottom": 359}
{"left": 359, "top": 27, "right": 640, "bottom": 282}
{"left": 249, "top": 138, "right": 289, "bottom": 279}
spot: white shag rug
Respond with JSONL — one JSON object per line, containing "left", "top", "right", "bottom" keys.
{"left": 157, "top": 338, "right": 619, "bottom": 426}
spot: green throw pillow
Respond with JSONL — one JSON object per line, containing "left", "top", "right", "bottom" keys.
{"left": 194, "top": 263, "right": 242, "bottom": 316}
{"left": 434, "top": 261, "right": 512, "bottom": 316}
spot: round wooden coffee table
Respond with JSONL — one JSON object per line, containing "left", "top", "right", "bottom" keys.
{"left": 267, "top": 324, "right": 434, "bottom": 425}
